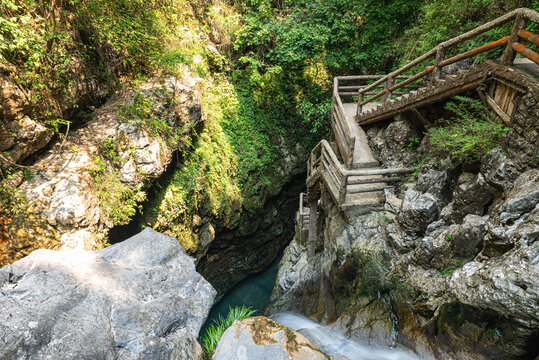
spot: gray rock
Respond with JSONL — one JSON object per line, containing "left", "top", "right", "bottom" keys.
{"left": 212, "top": 317, "right": 329, "bottom": 360}
{"left": 415, "top": 169, "right": 453, "bottom": 205}
{"left": 0, "top": 228, "right": 216, "bottom": 360}
{"left": 480, "top": 148, "right": 519, "bottom": 191}
{"left": 398, "top": 189, "right": 438, "bottom": 235}
{"left": 500, "top": 168, "right": 539, "bottom": 225}
{"left": 440, "top": 172, "right": 493, "bottom": 224}
{"left": 415, "top": 215, "right": 486, "bottom": 269}
{"left": 450, "top": 214, "right": 487, "bottom": 262}
{"left": 449, "top": 241, "right": 539, "bottom": 328}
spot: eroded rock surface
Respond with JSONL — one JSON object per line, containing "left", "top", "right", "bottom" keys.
{"left": 269, "top": 86, "right": 539, "bottom": 359}
{"left": 1, "top": 77, "right": 200, "bottom": 265}
{"left": 212, "top": 317, "right": 329, "bottom": 360}
{"left": 0, "top": 228, "right": 215, "bottom": 360}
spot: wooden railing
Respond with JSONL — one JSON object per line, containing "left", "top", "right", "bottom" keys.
{"left": 332, "top": 77, "right": 356, "bottom": 168}
{"left": 297, "top": 192, "right": 309, "bottom": 230}
{"left": 356, "top": 7, "right": 539, "bottom": 115}
{"left": 307, "top": 140, "right": 414, "bottom": 206}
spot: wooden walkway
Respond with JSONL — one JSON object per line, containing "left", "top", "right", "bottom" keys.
{"left": 297, "top": 7, "right": 539, "bottom": 243}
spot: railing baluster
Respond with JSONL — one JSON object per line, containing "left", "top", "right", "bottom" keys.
{"left": 357, "top": 91, "right": 364, "bottom": 116}
{"left": 502, "top": 13, "right": 526, "bottom": 65}
{"left": 431, "top": 46, "right": 446, "bottom": 85}
{"left": 383, "top": 76, "right": 394, "bottom": 103}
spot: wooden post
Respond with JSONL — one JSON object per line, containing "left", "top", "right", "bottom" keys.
{"left": 308, "top": 199, "right": 318, "bottom": 259}
{"left": 382, "top": 77, "right": 394, "bottom": 103}
{"left": 347, "top": 137, "right": 355, "bottom": 169}
{"left": 431, "top": 46, "right": 446, "bottom": 85}
{"left": 357, "top": 91, "right": 364, "bottom": 116}
{"left": 502, "top": 14, "right": 526, "bottom": 65}
{"left": 339, "top": 174, "right": 348, "bottom": 203}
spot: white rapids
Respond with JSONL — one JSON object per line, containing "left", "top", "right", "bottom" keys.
{"left": 271, "top": 312, "right": 422, "bottom": 360}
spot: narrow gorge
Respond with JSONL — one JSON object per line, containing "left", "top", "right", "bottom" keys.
{"left": 1, "top": 1, "right": 538, "bottom": 360}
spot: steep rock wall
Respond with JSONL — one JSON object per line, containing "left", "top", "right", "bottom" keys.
{"left": 267, "top": 90, "right": 539, "bottom": 359}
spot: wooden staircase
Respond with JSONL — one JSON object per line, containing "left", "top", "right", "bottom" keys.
{"left": 354, "top": 8, "right": 539, "bottom": 126}
{"left": 296, "top": 7, "right": 538, "bottom": 242}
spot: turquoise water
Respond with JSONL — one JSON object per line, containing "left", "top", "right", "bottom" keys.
{"left": 200, "top": 252, "right": 283, "bottom": 335}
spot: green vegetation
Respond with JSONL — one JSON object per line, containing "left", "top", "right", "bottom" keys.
{"left": 441, "top": 258, "right": 464, "bottom": 276}
{"left": 0, "top": 170, "right": 28, "bottom": 216}
{"left": 117, "top": 91, "right": 191, "bottom": 147}
{"left": 1, "top": 0, "right": 529, "bottom": 246}
{"left": 427, "top": 96, "right": 510, "bottom": 164}
{"left": 89, "top": 142, "right": 146, "bottom": 226}
{"left": 200, "top": 306, "right": 256, "bottom": 355}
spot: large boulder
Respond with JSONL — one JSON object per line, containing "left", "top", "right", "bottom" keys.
{"left": 398, "top": 189, "right": 439, "bottom": 235}
{"left": 448, "top": 241, "right": 539, "bottom": 329}
{"left": 212, "top": 317, "right": 330, "bottom": 360}
{"left": 439, "top": 172, "right": 493, "bottom": 224}
{"left": 0, "top": 228, "right": 216, "bottom": 360}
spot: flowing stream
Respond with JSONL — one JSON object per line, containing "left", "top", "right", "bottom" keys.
{"left": 200, "top": 253, "right": 283, "bottom": 335}
{"left": 272, "top": 312, "right": 422, "bottom": 360}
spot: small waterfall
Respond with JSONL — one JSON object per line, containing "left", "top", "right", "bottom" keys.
{"left": 271, "top": 312, "right": 422, "bottom": 360}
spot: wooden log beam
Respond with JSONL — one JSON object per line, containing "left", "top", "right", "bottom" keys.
{"left": 344, "top": 167, "right": 414, "bottom": 176}
{"left": 390, "top": 66, "right": 434, "bottom": 92}
{"left": 517, "top": 29, "right": 539, "bottom": 46}
{"left": 502, "top": 14, "right": 527, "bottom": 65}
{"left": 339, "top": 91, "right": 412, "bottom": 96}
{"left": 347, "top": 177, "right": 402, "bottom": 185}
{"left": 347, "top": 185, "right": 394, "bottom": 194}
{"left": 440, "top": 36, "right": 509, "bottom": 68}
{"left": 512, "top": 42, "right": 539, "bottom": 64}
{"left": 486, "top": 94, "right": 512, "bottom": 124}
{"left": 339, "top": 85, "right": 420, "bottom": 91}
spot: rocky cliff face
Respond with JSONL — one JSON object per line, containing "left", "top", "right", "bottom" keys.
{"left": 267, "top": 91, "right": 539, "bottom": 359}
{"left": 1, "top": 77, "right": 201, "bottom": 266}
{"left": 0, "top": 228, "right": 216, "bottom": 360}
{"left": 1, "top": 72, "right": 307, "bottom": 299}
{"left": 196, "top": 164, "right": 306, "bottom": 297}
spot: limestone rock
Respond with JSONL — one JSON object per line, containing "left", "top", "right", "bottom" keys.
{"left": 4, "top": 77, "right": 199, "bottom": 259}
{"left": 480, "top": 148, "right": 519, "bottom": 191}
{"left": 415, "top": 169, "right": 454, "bottom": 206}
{"left": 0, "top": 228, "right": 216, "bottom": 360}
{"left": 448, "top": 241, "right": 539, "bottom": 328}
{"left": 450, "top": 214, "right": 487, "bottom": 261}
{"left": 499, "top": 168, "right": 539, "bottom": 225}
{"left": 440, "top": 172, "right": 493, "bottom": 224}
{"left": 212, "top": 317, "right": 329, "bottom": 360}
{"left": 398, "top": 189, "right": 438, "bottom": 235}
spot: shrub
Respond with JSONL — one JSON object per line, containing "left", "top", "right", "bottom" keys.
{"left": 89, "top": 163, "right": 146, "bottom": 226}
{"left": 200, "top": 306, "right": 256, "bottom": 355}
{"left": 426, "top": 96, "right": 509, "bottom": 164}
{"left": 0, "top": 170, "right": 28, "bottom": 216}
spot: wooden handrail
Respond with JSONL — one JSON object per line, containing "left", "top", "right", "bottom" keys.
{"left": 307, "top": 139, "right": 414, "bottom": 206}
{"left": 518, "top": 29, "right": 539, "bottom": 46}
{"left": 356, "top": 7, "right": 539, "bottom": 112}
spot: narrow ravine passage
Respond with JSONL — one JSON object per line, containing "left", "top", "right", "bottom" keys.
{"left": 200, "top": 251, "right": 284, "bottom": 336}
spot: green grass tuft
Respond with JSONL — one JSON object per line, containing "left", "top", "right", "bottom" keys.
{"left": 200, "top": 306, "right": 256, "bottom": 355}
